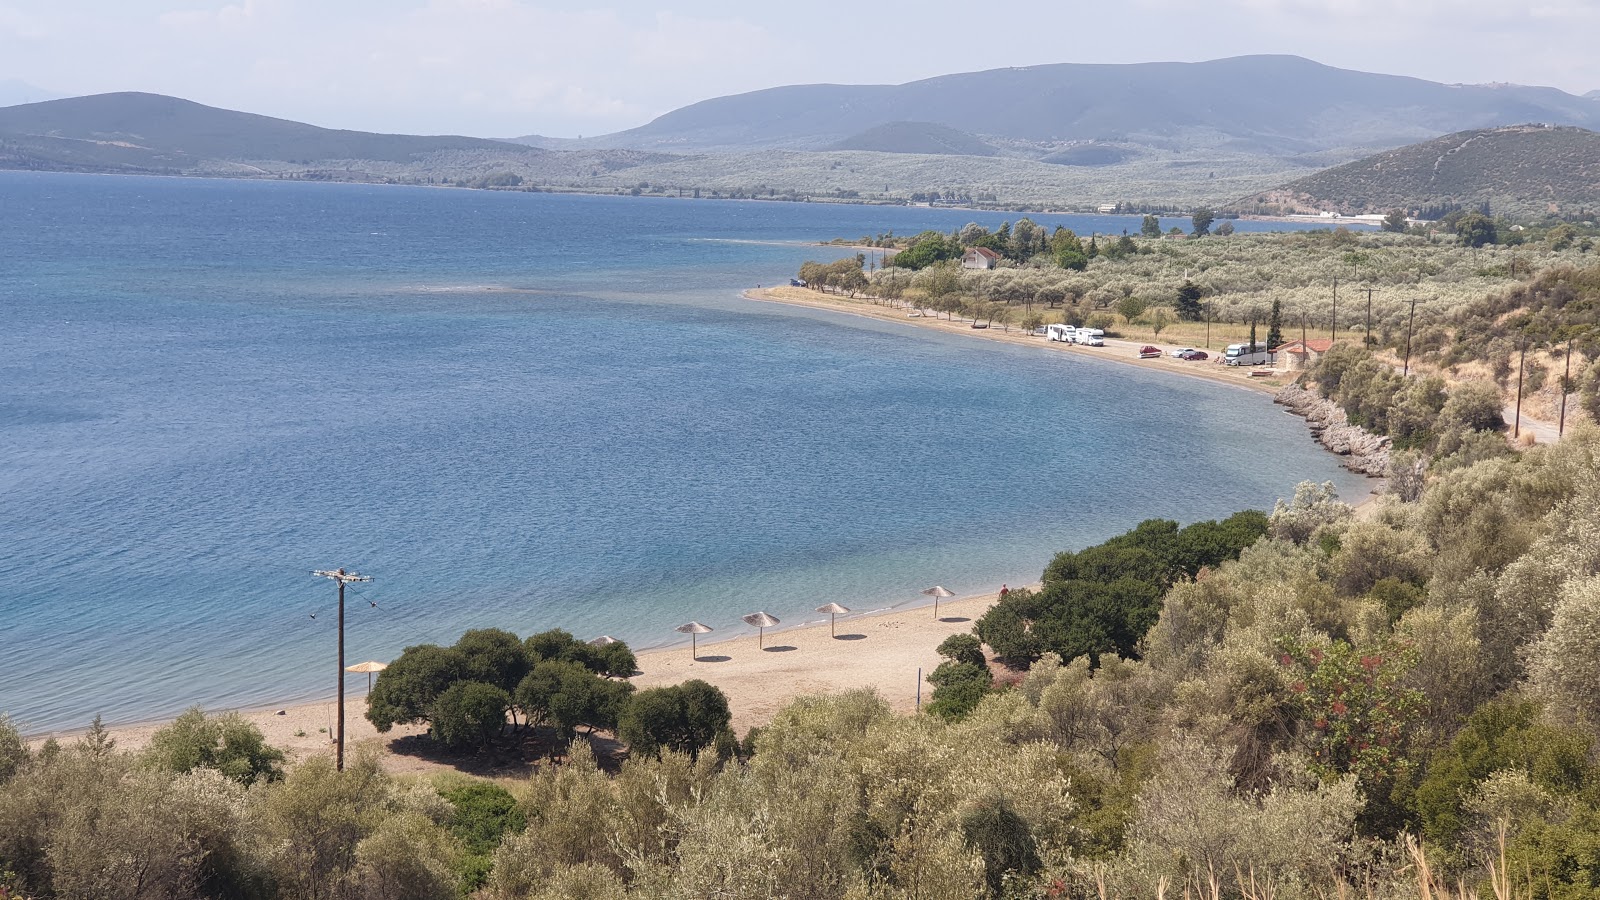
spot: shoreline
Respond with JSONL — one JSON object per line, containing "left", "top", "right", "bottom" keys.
{"left": 23, "top": 285, "right": 1385, "bottom": 763}
{"left": 33, "top": 588, "right": 1011, "bottom": 772}
{"left": 740, "top": 284, "right": 1397, "bottom": 491}
{"left": 741, "top": 285, "right": 1289, "bottom": 398}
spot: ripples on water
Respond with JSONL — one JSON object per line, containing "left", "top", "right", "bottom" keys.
{"left": 0, "top": 174, "right": 1371, "bottom": 732}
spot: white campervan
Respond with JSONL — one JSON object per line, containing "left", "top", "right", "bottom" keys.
{"left": 1074, "top": 328, "right": 1105, "bottom": 347}
{"left": 1046, "top": 324, "right": 1078, "bottom": 343}
{"left": 1223, "top": 342, "right": 1274, "bottom": 366}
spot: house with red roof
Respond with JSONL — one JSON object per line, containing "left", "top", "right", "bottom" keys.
{"left": 961, "top": 247, "right": 1002, "bottom": 270}
{"left": 1275, "top": 338, "right": 1335, "bottom": 370}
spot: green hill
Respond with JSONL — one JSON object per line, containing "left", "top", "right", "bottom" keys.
{"left": 1242, "top": 124, "right": 1600, "bottom": 218}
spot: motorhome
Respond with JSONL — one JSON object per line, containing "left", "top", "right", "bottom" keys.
{"left": 1074, "top": 328, "right": 1105, "bottom": 347}
{"left": 1223, "top": 342, "right": 1275, "bottom": 366}
{"left": 1046, "top": 324, "right": 1078, "bottom": 343}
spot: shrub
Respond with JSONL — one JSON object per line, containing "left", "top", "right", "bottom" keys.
{"left": 960, "top": 795, "right": 1041, "bottom": 896}
{"left": 144, "top": 707, "right": 285, "bottom": 785}
{"left": 440, "top": 780, "right": 525, "bottom": 891}
{"left": 936, "top": 633, "right": 986, "bottom": 669}
{"left": 925, "top": 661, "right": 992, "bottom": 721}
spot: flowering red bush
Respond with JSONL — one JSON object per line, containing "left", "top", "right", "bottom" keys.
{"left": 1276, "top": 637, "right": 1423, "bottom": 783}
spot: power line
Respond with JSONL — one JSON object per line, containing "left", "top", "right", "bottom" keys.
{"left": 312, "top": 567, "right": 371, "bottom": 771}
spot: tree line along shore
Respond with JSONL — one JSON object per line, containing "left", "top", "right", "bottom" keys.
{"left": 799, "top": 216, "right": 1599, "bottom": 430}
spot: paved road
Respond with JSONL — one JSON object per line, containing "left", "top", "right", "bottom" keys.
{"left": 1505, "top": 404, "right": 1562, "bottom": 444}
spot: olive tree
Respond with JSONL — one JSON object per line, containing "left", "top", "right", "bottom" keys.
{"left": 617, "top": 680, "right": 731, "bottom": 759}
{"left": 144, "top": 707, "right": 285, "bottom": 785}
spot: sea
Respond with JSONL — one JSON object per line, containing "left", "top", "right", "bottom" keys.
{"left": 0, "top": 172, "right": 1372, "bottom": 733}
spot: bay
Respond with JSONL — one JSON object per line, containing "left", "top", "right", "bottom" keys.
{"left": 0, "top": 173, "right": 1370, "bottom": 733}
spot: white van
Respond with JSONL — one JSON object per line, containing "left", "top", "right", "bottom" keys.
{"left": 1046, "top": 323, "right": 1078, "bottom": 343}
{"left": 1074, "top": 328, "right": 1105, "bottom": 347}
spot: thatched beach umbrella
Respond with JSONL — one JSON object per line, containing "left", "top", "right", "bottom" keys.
{"left": 816, "top": 602, "right": 851, "bottom": 637}
{"left": 588, "top": 635, "right": 620, "bottom": 647}
{"left": 345, "top": 660, "right": 387, "bottom": 692}
{"left": 675, "top": 621, "right": 714, "bottom": 660}
{"left": 742, "top": 611, "right": 780, "bottom": 648}
{"left": 921, "top": 585, "right": 955, "bottom": 618}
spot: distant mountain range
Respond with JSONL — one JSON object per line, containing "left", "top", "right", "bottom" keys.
{"left": 0, "top": 92, "right": 687, "bottom": 185}
{"left": 0, "top": 79, "right": 56, "bottom": 108}
{"left": 3, "top": 57, "right": 1598, "bottom": 215}
{"left": 553, "top": 55, "right": 1600, "bottom": 160}
{"left": 1244, "top": 124, "right": 1600, "bottom": 218}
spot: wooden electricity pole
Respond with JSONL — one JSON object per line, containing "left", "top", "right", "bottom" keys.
{"left": 1560, "top": 334, "right": 1574, "bottom": 438}
{"left": 313, "top": 567, "right": 371, "bottom": 771}
{"left": 1331, "top": 277, "right": 1338, "bottom": 344}
{"left": 1364, "top": 288, "right": 1376, "bottom": 346}
{"left": 1514, "top": 342, "right": 1528, "bottom": 440}
{"left": 1403, "top": 298, "right": 1418, "bottom": 377}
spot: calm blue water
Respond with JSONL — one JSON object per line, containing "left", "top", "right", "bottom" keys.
{"left": 0, "top": 173, "right": 1370, "bottom": 733}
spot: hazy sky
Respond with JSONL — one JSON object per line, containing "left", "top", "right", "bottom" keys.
{"left": 3, "top": 0, "right": 1598, "bottom": 138}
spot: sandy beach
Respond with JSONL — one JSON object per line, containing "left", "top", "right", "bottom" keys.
{"left": 742, "top": 285, "right": 1289, "bottom": 396}
{"left": 44, "top": 589, "right": 1010, "bottom": 774}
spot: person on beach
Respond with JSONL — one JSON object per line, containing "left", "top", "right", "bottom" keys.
{"left": 999, "top": 584, "right": 1009, "bottom": 598}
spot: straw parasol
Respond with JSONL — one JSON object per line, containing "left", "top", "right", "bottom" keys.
{"left": 742, "top": 611, "right": 780, "bottom": 648}
{"left": 345, "top": 660, "right": 387, "bottom": 691}
{"left": 675, "top": 621, "right": 714, "bottom": 659}
{"left": 921, "top": 585, "right": 955, "bottom": 618}
{"left": 588, "top": 635, "right": 620, "bottom": 646}
{"left": 816, "top": 602, "right": 851, "bottom": 637}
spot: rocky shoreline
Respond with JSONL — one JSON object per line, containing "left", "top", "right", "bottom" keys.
{"left": 1274, "top": 384, "right": 1391, "bottom": 477}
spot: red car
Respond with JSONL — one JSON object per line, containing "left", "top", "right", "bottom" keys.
{"left": 1179, "top": 349, "right": 1209, "bottom": 361}
{"left": 1138, "top": 346, "right": 1162, "bottom": 359}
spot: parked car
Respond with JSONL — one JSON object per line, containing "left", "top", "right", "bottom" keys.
{"left": 1179, "top": 349, "right": 1209, "bottom": 361}
{"left": 1138, "top": 345, "right": 1162, "bottom": 359}
{"left": 1169, "top": 347, "right": 1197, "bottom": 358}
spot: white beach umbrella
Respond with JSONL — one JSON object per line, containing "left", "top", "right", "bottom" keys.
{"left": 345, "top": 660, "right": 388, "bottom": 691}
{"left": 815, "top": 602, "right": 851, "bottom": 637}
{"left": 742, "top": 611, "right": 781, "bottom": 648}
{"left": 921, "top": 585, "right": 956, "bottom": 618}
{"left": 675, "top": 621, "right": 714, "bottom": 660}
{"left": 588, "top": 635, "right": 620, "bottom": 646}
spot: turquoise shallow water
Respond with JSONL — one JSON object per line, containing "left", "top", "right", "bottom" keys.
{"left": 0, "top": 173, "right": 1371, "bottom": 732}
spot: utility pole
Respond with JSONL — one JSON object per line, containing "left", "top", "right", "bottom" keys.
{"left": 1331, "top": 276, "right": 1338, "bottom": 344}
{"left": 313, "top": 567, "right": 371, "bottom": 771}
{"left": 1204, "top": 303, "right": 1211, "bottom": 348}
{"left": 1363, "top": 288, "right": 1376, "bottom": 346}
{"left": 1560, "top": 334, "right": 1574, "bottom": 438}
{"left": 1514, "top": 342, "right": 1527, "bottom": 440}
{"left": 1403, "top": 298, "right": 1418, "bottom": 377}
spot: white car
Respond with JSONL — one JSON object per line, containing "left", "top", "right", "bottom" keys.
{"left": 1169, "top": 347, "right": 1197, "bottom": 358}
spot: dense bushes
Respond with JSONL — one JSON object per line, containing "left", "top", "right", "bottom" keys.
{"left": 615, "top": 679, "right": 732, "bottom": 759}
{"left": 144, "top": 707, "right": 286, "bottom": 785}
{"left": 1312, "top": 344, "right": 1507, "bottom": 451}
{"left": 367, "top": 628, "right": 637, "bottom": 751}
{"left": 976, "top": 511, "right": 1268, "bottom": 664}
